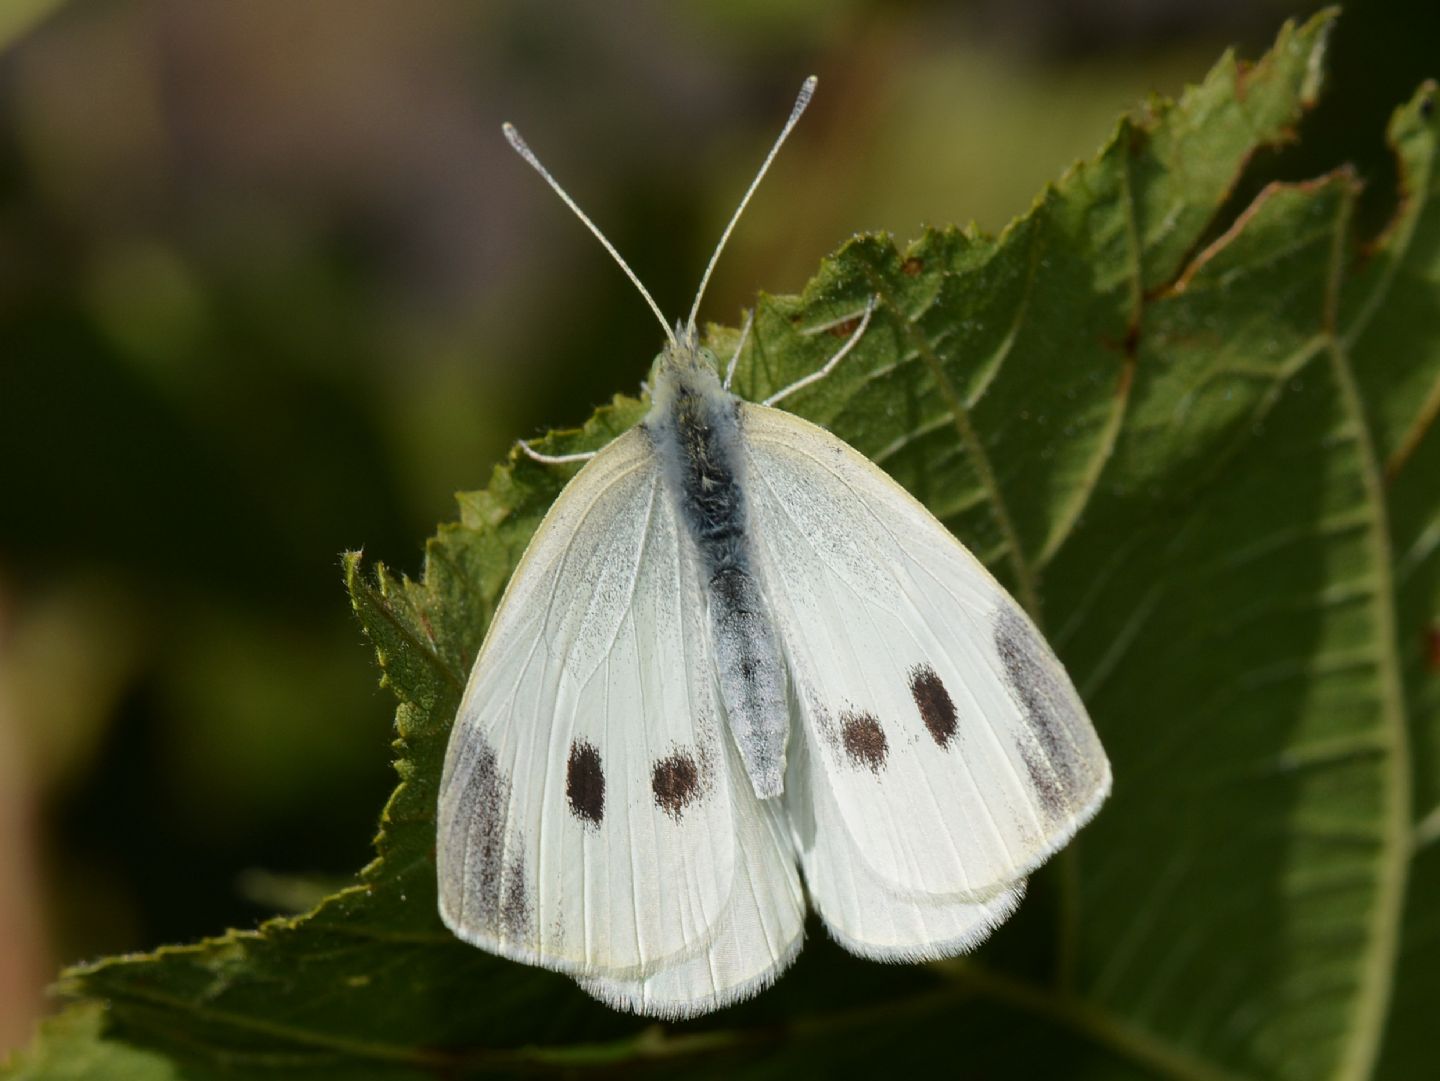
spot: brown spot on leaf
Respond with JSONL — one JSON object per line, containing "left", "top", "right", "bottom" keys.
{"left": 902, "top": 256, "right": 924, "bottom": 276}
{"left": 1116, "top": 353, "right": 1136, "bottom": 400}
{"left": 566, "top": 740, "right": 605, "bottom": 826}
{"left": 1427, "top": 624, "right": 1440, "bottom": 673}
{"left": 1234, "top": 57, "right": 1255, "bottom": 102}
{"left": 652, "top": 751, "right": 701, "bottom": 818}
{"left": 828, "top": 316, "right": 862, "bottom": 339}
{"left": 909, "top": 664, "right": 957, "bottom": 747}
{"left": 1100, "top": 322, "right": 1141, "bottom": 364}
{"left": 841, "top": 711, "right": 888, "bottom": 772}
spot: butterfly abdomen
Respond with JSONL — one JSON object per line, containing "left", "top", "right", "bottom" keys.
{"left": 646, "top": 351, "right": 789, "bottom": 799}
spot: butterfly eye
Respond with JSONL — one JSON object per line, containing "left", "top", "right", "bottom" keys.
{"left": 908, "top": 664, "right": 958, "bottom": 748}
{"left": 566, "top": 740, "right": 606, "bottom": 826}
{"left": 839, "top": 712, "right": 889, "bottom": 772}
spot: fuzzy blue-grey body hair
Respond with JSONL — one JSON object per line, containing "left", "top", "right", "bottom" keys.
{"left": 644, "top": 342, "right": 788, "bottom": 798}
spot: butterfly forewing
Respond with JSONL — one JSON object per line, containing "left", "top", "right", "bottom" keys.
{"left": 741, "top": 403, "right": 1111, "bottom": 901}
{"left": 438, "top": 428, "right": 741, "bottom": 978}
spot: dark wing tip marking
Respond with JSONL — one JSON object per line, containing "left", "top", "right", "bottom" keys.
{"left": 652, "top": 750, "right": 701, "bottom": 819}
{"left": 993, "top": 607, "right": 1094, "bottom": 817}
{"left": 501, "top": 853, "right": 531, "bottom": 935}
{"left": 909, "top": 663, "right": 958, "bottom": 747}
{"left": 1019, "top": 744, "right": 1067, "bottom": 818}
{"left": 444, "top": 738, "right": 531, "bottom": 937}
{"left": 566, "top": 740, "right": 605, "bottom": 826}
{"left": 840, "top": 711, "right": 888, "bottom": 772}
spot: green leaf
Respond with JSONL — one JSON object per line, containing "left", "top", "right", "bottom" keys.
{"left": 0, "top": 0, "right": 69, "bottom": 52}
{"left": 1361, "top": 81, "right": 1440, "bottom": 1081}
{"left": 11, "top": 9, "right": 1440, "bottom": 1079}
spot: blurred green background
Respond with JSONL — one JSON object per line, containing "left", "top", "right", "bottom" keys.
{"left": 0, "top": 0, "right": 1434, "bottom": 1058}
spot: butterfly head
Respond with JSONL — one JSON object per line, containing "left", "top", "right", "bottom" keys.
{"left": 648, "top": 337, "right": 725, "bottom": 410}
{"left": 502, "top": 78, "right": 817, "bottom": 396}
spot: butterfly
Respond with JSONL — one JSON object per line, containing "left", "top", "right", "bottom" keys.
{"left": 437, "top": 76, "right": 1110, "bottom": 1018}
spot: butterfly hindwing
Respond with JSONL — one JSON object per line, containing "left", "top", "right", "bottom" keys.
{"left": 741, "top": 402, "right": 1111, "bottom": 902}
{"left": 438, "top": 428, "right": 740, "bottom": 979}
{"left": 785, "top": 724, "right": 1025, "bottom": 959}
{"left": 579, "top": 728, "right": 805, "bottom": 1017}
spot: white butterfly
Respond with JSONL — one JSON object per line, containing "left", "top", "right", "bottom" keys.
{"left": 437, "top": 76, "right": 1110, "bottom": 1019}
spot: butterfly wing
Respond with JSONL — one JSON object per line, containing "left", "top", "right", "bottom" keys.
{"left": 785, "top": 726, "right": 1025, "bottom": 959}
{"left": 438, "top": 427, "right": 741, "bottom": 980}
{"left": 578, "top": 734, "right": 805, "bottom": 1017}
{"left": 740, "top": 402, "right": 1110, "bottom": 905}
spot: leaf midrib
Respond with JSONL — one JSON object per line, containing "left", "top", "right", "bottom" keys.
{"left": 1322, "top": 99, "right": 1434, "bottom": 1080}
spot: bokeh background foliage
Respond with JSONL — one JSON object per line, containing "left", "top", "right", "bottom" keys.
{"left": 4, "top": 6, "right": 1440, "bottom": 1081}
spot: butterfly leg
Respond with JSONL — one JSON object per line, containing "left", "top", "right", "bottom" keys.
{"left": 722, "top": 308, "right": 756, "bottom": 390}
{"left": 516, "top": 440, "right": 598, "bottom": 465}
{"left": 763, "top": 294, "right": 877, "bottom": 407}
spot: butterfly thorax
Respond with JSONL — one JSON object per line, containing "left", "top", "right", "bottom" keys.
{"left": 643, "top": 341, "right": 790, "bottom": 799}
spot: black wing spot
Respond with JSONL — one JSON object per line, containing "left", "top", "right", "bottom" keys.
{"left": 909, "top": 664, "right": 957, "bottom": 747}
{"left": 652, "top": 751, "right": 701, "bottom": 819}
{"left": 841, "top": 711, "right": 888, "bottom": 772}
{"left": 566, "top": 740, "right": 605, "bottom": 826}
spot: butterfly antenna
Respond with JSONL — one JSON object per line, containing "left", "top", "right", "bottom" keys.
{"left": 503, "top": 122, "right": 677, "bottom": 350}
{"left": 684, "top": 75, "right": 817, "bottom": 344}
